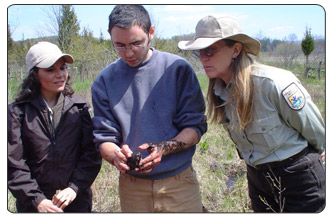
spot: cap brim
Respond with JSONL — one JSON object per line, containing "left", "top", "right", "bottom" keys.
{"left": 36, "top": 54, "right": 74, "bottom": 69}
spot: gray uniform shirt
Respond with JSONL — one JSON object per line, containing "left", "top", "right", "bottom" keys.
{"left": 214, "top": 64, "right": 325, "bottom": 166}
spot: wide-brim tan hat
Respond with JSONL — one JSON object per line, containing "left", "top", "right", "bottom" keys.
{"left": 26, "top": 41, "right": 74, "bottom": 72}
{"left": 178, "top": 16, "right": 261, "bottom": 56}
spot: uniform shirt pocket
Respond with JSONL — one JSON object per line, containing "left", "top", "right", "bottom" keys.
{"left": 245, "top": 113, "right": 282, "bottom": 153}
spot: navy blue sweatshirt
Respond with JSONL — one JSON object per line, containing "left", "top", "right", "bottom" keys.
{"left": 91, "top": 49, "right": 207, "bottom": 180}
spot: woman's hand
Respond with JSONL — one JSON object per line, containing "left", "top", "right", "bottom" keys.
{"left": 37, "top": 199, "right": 63, "bottom": 212}
{"left": 52, "top": 187, "right": 77, "bottom": 210}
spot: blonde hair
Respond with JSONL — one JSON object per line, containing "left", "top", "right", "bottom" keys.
{"left": 207, "top": 40, "right": 255, "bottom": 130}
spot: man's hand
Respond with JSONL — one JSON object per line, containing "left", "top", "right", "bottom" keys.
{"left": 137, "top": 143, "right": 163, "bottom": 173}
{"left": 37, "top": 199, "right": 63, "bottom": 212}
{"left": 99, "top": 142, "right": 131, "bottom": 174}
{"left": 52, "top": 187, "right": 77, "bottom": 210}
{"left": 114, "top": 144, "right": 134, "bottom": 173}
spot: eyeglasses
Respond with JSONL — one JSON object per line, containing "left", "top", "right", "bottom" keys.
{"left": 193, "top": 45, "right": 226, "bottom": 58}
{"left": 114, "top": 38, "right": 148, "bottom": 52}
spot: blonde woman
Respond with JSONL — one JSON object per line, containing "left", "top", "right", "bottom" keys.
{"left": 179, "top": 16, "right": 325, "bottom": 212}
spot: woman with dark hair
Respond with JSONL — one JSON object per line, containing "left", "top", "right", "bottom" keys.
{"left": 179, "top": 16, "right": 325, "bottom": 212}
{"left": 8, "top": 41, "right": 101, "bottom": 212}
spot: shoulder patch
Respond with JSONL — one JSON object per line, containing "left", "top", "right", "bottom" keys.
{"left": 281, "top": 83, "right": 305, "bottom": 110}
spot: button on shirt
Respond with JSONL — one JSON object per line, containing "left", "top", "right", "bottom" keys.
{"left": 214, "top": 64, "right": 325, "bottom": 166}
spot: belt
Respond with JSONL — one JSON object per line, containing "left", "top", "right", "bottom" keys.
{"left": 255, "top": 147, "right": 309, "bottom": 171}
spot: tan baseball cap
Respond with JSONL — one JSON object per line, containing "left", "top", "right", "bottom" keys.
{"left": 25, "top": 41, "right": 74, "bottom": 72}
{"left": 178, "top": 16, "right": 261, "bottom": 56}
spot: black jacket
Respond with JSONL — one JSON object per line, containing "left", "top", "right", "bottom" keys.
{"left": 8, "top": 93, "right": 101, "bottom": 212}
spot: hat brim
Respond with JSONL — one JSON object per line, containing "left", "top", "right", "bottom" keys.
{"left": 178, "top": 37, "right": 223, "bottom": 51}
{"left": 36, "top": 54, "right": 74, "bottom": 69}
{"left": 178, "top": 34, "right": 261, "bottom": 56}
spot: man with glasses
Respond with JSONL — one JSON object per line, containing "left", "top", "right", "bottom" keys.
{"left": 91, "top": 5, "right": 207, "bottom": 212}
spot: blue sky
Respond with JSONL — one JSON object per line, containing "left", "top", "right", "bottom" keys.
{"left": 8, "top": 4, "right": 325, "bottom": 41}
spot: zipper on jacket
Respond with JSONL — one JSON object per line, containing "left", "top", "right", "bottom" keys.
{"left": 46, "top": 106, "right": 56, "bottom": 145}
{"left": 46, "top": 101, "right": 77, "bottom": 144}
{"left": 44, "top": 103, "right": 57, "bottom": 191}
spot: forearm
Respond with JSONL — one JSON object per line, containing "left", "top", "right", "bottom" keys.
{"left": 135, "top": 128, "right": 200, "bottom": 173}
{"left": 156, "top": 128, "right": 200, "bottom": 156}
{"left": 8, "top": 142, "right": 47, "bottom": 208}
{"left": 69, "top": 119, "right": 102, "bottom": 189}
{"left": 8, "top": 171, "right": 47, "bottom": 209}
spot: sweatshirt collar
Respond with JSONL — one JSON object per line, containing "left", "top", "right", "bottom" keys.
{"left": 120, "top": 48, "right": 158, "bottom": 70}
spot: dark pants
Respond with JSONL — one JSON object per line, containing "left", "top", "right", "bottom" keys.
{"left": 247, "top": 147, "right": 325, "bottom": 212}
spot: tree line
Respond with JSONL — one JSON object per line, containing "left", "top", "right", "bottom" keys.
{"left": 8, "top": 5, "right": 325, "bottom": 82}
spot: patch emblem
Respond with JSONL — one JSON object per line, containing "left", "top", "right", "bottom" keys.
{"left": 282, "top": 83, "right": 305, "bottom": 110}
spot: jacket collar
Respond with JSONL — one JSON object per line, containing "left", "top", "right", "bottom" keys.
{"left": 213, "top": 79, "right": 231, "bottom": 102}
{"left": 17, "top": 93, "right": 86, "bottom": 112}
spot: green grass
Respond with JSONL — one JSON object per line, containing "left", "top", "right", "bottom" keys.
{"left": 7, "top": 76, "right": 21, "bottom": 104}
{"left": 71, "top": 76, "right": 93, "bottom": 93}
{"left": 194, "top": 124, "right": 251, "bottom": 212}
{"left": 301, "top": 78, "right": 325, "bottom": 119}
{"left": 197, "top": 74, "right": 209, "bottom": 94}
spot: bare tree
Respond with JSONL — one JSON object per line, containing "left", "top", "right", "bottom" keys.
{"left": 273, "top": 42, "right": 300, "bottom": 69}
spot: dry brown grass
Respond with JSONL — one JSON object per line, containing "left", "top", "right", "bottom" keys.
{"left": 7, "top": 70, "right": 324, "bottom": 213}
{"left": 88, "top": 123, "right": 251, "bottom": 212}
{"left": 91, "top": 162, "right": 121, "bottom": 212}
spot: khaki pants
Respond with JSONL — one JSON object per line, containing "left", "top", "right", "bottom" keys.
{"left": 119, "top": 166, "right": 203, "bottom": 212}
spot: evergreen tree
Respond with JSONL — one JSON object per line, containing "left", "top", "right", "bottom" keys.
{"left": 301, "top": 27, "right": 314, "bottom": 78}
{"left": 58, "top": 5, "right": 80, "bottom": 52}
